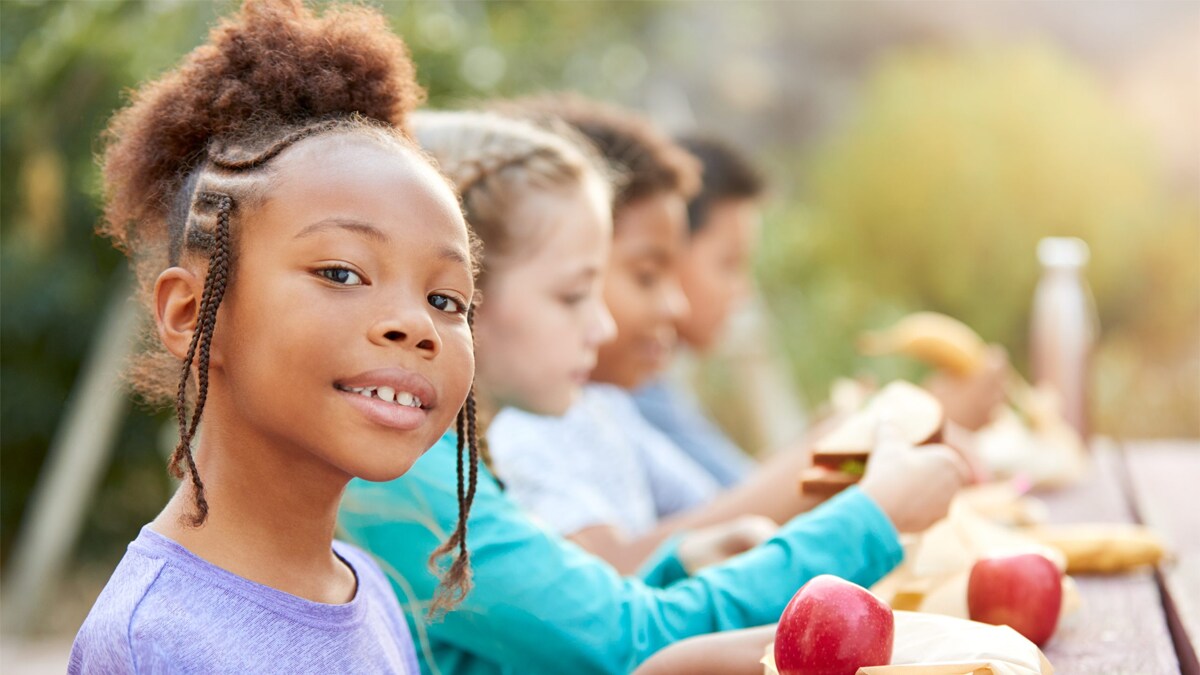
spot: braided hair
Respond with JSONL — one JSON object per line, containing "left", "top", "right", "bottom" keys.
{"left": 412, "top": 110, "right": 613, "bottom": 287}
{"left": 99, "top": 0, "right": 477, "bottom": 607}
{"left": 426, "top": 303, "right": 480, "bottom": 617}
{"left": 490, "top": 94, "right": 701, "bottom": 216}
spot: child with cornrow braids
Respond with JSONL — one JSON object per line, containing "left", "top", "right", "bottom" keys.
{"left": 70, "top": 1, "right": 481, "bottom": 671}
{"left": 338, "top": 108, "right": 960, "bottom": 675}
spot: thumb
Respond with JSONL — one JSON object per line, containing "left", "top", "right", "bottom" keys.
{"left": 922, "top": 443, "right": 973, "bottom": 486}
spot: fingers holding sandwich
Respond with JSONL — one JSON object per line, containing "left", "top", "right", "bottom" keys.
{"left": 860, "top": 420, "right": 970, "bottom": 533}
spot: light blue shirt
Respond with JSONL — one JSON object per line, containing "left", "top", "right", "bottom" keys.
{"left": 633, "top": 377, "right": 757, "bottom": 488}
{"left": 339, "top": 432, "right": 904, "bottom": 675}
{"left": 488, "top": 383, "right": 720, "bottom": 536}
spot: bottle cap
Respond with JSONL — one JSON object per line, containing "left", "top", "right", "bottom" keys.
{"left": 1037, "top": 237, "right": 1090, "bottom": 268}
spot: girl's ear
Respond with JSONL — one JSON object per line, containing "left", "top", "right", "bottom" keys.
{"left": 154, "top": 266, "right": 204, "bottom": 360}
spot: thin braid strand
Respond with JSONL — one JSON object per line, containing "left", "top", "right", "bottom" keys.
{"left": 170, "top": 192, "right": 233, "bottom": 526}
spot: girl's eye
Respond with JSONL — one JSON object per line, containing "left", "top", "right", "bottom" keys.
{"left": 561, "top": 292, "right": 588, "bottom": 307}
{"left": 318, "top": 267, "right": 364, "bottom": 286}
{"left": 429, "top": 293, "right": 466, "bottom": 314}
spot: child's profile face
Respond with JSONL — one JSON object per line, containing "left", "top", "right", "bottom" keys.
{"left": 202, "top": 133, "right": 475, "bottom": 482}
{"left": 474, "top": 178, "right": 615, "bottom": 416}
{"left": 677, "top": 198, "right": 762, "bottom": 351}
{"left": 590, "top": 191, "right": 690, "bottom": 390}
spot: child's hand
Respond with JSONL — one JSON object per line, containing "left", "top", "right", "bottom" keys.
{"left": 924, "top": 345, "right": 1010, "bottom": 431}
{"left": 859, "top": 421, "right": 970, "bottom": 533}
{"left": 677, "top": 515, "right": 779, "bottom": 574}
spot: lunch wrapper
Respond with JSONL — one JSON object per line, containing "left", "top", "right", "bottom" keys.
{"left": 869, "top": 488, "right": 1080, "bottom": 620}
{"left": 760, "top": 489, "right": 1059, "bottom": 675}
{"left": 761, "top": 610, "right": 1053, "bottom": 675}
{"left": 973, "top": 393, "right": 1087, "bottom": 489}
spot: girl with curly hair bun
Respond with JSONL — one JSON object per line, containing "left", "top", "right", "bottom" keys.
{"left": 70, "top": 1, "right": 480, "bottom": 671}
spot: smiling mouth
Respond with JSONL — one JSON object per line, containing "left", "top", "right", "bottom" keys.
{"left": 335, "top": 384, "right": 424, "bottom": 409}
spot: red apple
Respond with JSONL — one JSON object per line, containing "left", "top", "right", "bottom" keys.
{"left": 774, "top": 575, "right": 894, "bottom": 675}
{"left": 968, "top": 552, "right": 1063, "bottom": 645}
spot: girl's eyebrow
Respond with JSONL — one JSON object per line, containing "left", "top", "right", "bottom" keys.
{"left": 570, "top": 265, "right": 601, "bottom": 282}
{"left": 295, "top": 217, "right": 470, "bottom": 268}
{"left": 440, "top": 247, "right": 471, "bottom": 267}
{"left": 625, "top": 244, "right": 672, "bottom": 265}
{"left": 295, "top": 218, "right": 389, "bottom": 243}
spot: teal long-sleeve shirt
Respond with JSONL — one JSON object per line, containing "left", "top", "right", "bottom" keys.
{"left": 339, "top": 433, "right": 903, "bottom": 675}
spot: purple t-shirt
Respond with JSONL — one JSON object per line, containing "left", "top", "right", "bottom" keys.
{"left": 69, "top": 527, "right": 419, "bottom": 674}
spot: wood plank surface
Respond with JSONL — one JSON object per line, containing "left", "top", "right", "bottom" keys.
{"left": 1122, "top": 439, "right": 1200, "bottom": 675}
{"left": 1035, "top": 439, "right": 1180, "bottom": 674}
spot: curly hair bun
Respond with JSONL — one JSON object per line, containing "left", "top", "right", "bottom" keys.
{"left": 101, "top": 0, "right": 424, "bottom": 251}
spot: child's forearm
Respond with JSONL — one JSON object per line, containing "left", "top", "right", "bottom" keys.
{"left": 566, "top": 524, "right": 675, "bottom": 575}
{"left": 633, "top": 625, "right": 776, "bottom": 675}
{"left": 660, "top": 420, "right": 835, "bottom": 529}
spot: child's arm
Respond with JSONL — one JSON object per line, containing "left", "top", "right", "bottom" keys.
{"left": 632, "top": 625, "right": 776, "bottom": 675}
{"left": 558, "top": 417, "right": 833, "bottom": 573}
{"left": 340, "top": 434, "right": 903, "bottom": 675}
{"left": 567, "top": 514, "right": 778, "bottom": 577}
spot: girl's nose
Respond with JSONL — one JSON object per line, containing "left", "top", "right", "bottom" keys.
{"left": 370, "top": 304, "right": 441, "bottom": 357}
{"left": 588, "top": 298, "right": 618, "bottom": 347}
{"left": 662, "top": 278, "right": 690, "bottom": 322}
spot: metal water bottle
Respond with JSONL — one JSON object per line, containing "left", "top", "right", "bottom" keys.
{"left": 1030, "top": 237, "right": 1098, "bottom": 437}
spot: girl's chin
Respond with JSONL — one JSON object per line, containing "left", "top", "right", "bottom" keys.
{"left": 625, "top": 361, "right": 668, "bottom": 390}
{"left": 523, "top": 387, "right": 581, "bottom": 418}
{"left": 345, "top": 450, "right": 425, "bottom": 484}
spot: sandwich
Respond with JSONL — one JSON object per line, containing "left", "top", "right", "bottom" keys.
{"left": 800, "top": 380, "right": 945, "bottom": 498}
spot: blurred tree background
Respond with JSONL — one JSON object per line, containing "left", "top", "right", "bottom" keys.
{"left": 2, "top": 0, "right": 1197, "bottom": 635}
{"left": 758, "top": 43, "right": 1200, "bottom": 438}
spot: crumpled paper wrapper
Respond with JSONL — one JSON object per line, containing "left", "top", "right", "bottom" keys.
{"left": 869, "top": 490, "right": 1080, "bottom": 621}
{"left": 974, "top": 390, "right": 1086, "bottom": 489}
{"left": 761, "top": 610, "right": 1053, "bottom": 675}
{"left": 952, "top": 483, "right": 1048, "bottom": 528}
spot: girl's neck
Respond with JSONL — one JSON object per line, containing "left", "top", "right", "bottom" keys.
{"left": 151, "top": 402, "right": 356, "bottom": 604}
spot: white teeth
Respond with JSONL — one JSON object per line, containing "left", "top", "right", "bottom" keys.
{"left": 341, "top": 383, "right": 422, "bottom": 408}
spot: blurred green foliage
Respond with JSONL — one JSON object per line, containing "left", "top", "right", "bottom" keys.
{"left": 757, "top": 44, "right": 1199, "bottom": 437}
{"left": 1, "top": 0, "right": 220, "bottom": 573}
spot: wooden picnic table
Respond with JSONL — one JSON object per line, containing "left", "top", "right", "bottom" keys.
{"left": 1036, "top": 438, "right": 1198, "bottom": 674}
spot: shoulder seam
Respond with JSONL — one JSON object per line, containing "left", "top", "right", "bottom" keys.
{"left": 126, "top": 558, "right": 170, "bottom": 675}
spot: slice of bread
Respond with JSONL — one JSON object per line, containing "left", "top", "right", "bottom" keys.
{"left": 798, "top": 466, "right": 862, "bottom": 498}
{"left": 812, "top": 380, "right": 944, "bottom": 464}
